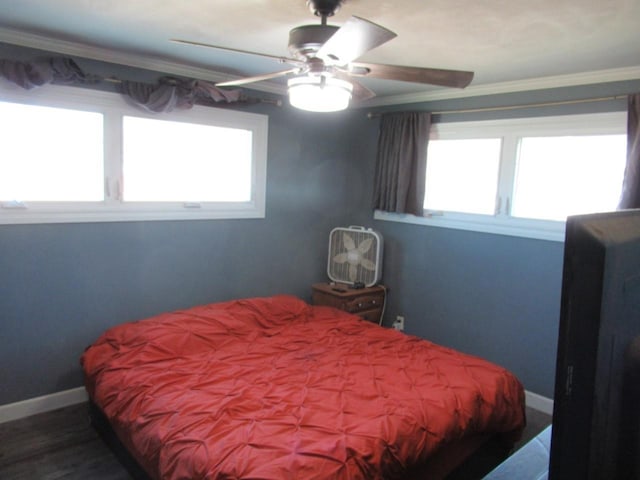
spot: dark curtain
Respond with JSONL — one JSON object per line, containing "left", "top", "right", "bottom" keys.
{"left": 120, "top": 77, "right": 241, "bottom": 113}
{"left": 372, "top": 112, "right": 431, "bottom": 215}
{"left": 619, "top": 93, "right": 640, "bottom": 209}
{"left": 0, "top": 57, "right": 99, "bottom": 89}
{"left": 0, "top": 57, "right": 242, "bottom": 112}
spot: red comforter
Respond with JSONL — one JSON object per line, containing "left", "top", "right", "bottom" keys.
{"left": 82, "top": 295, "right": 525, "bottom": 479}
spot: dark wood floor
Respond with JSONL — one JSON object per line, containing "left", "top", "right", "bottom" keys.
{"left": 0, "top": 402, "right": 551, "bottom": 479}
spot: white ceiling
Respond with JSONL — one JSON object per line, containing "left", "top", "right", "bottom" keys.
{"left": 0, "top": 0, "right": 638, "bottom": 106}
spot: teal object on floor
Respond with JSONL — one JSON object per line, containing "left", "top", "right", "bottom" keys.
{"left": 483, "top": 425, "right": 551, "bottom": 479}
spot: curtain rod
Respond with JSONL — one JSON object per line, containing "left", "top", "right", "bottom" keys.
{"left": 366, "top": 94, "right": 628, "bottom": 118}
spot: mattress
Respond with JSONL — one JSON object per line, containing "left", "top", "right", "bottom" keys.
{"left": 81, "top": 295, "right": 525, "bottom": 479}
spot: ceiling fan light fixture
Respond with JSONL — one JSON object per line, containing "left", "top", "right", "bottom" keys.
{"left": 287, "top": 76, "right": 353, "bottom": 112}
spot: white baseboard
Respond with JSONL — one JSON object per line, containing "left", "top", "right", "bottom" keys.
{"left": 0, "top": 387, "right": 88, "bottom": 424}
{"left": 525, "top": 390, "right": 554, "bottom": 415}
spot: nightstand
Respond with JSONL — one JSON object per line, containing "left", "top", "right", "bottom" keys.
{"left": 311, "top": 283, "right": 386, "bottom": 324}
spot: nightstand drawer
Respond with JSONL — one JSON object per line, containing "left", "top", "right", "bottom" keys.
{"left": 344, "top": 295, "right": 384, "bottom": 313}
{"left": 311, "top": 283, "right": 386, "bottom": 325}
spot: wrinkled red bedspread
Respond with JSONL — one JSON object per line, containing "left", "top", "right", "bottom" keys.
{"left": 82, "top": 295, "right": 525, "bottom": 479}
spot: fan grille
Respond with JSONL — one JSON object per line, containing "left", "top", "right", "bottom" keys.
{"left": 328, "top": 227, "right": 382, "bottom": 286}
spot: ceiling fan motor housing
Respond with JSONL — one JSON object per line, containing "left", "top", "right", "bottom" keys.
{"left": 288, "top": 24, "right": 339, "bottom": 59}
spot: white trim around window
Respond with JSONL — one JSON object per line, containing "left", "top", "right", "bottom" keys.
{"left": 375, "top": 111, "right": 627, "bottom": 242}
{"left": 0, "top": 80, "right": 268, "bottom": 225}
{"left": 374, "top": 209, "right": 567, "bottom": 242}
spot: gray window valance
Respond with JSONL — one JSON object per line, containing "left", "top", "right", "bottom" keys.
{"left": 0, "top": 57, "right": 98, "bottom": 89}
{"left": 0, "top": 56, "right": 247, "bottom": 113}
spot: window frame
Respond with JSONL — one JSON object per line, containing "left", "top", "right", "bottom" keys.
{"left": 0, "top": 81, "right": 268, "bottom": 225}
{"left": 374, "top": 111, "right": 627, "bottom": 242}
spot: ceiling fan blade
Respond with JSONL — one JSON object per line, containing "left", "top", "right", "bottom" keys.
{"left": 348, "top": 79, "right": 377, "bottom": 102}
{"left": 350, "top": 62, "right": 474, "bottom": 88}
{"left": 316, "top": 16, "right": 396, "bottom": 65}
{"left": 170, "top": 38, "right": 303, "bottom": 66}
{"left": 334, "top": 72, "right": 376, "bottom": 102}
{"left": 215, "top": 68, "right": 299, "bottom": 87}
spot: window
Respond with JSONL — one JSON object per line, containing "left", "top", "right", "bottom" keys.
{"left": 122, "top": 116, "right": 253, "bottom": 202}
{"left": 424, "top": 138, "right": 502, "bottom": 215}
{"left": 0, "top": 82, "right": 268, "bottom": 224}
{"left": 375, "top": 112, "right": 627, "bottom": 241}
{"left": 0, "top": 102, "right": 104, "bottom": 202}
{"left": 512, "top": 135, "right": 626, "bottom": 221}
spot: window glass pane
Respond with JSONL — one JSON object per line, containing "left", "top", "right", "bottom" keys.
{"left": 0, "top": 101, "right": 104, "bottom": 201}
{"left": 424, "top": 138, "right": 502, "bottom": 214}
{"left": 122, "top": 116, "right": 253, "bottom": 202}
{"left": 512, "top": 135, "right": 627, "bottom": 221}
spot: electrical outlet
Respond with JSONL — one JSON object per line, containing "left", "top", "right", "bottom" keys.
{"left": 392, "top": 315, "right": 405, "bottom": 331}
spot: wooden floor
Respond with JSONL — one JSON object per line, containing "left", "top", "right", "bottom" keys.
{"left": 0, "top": 402, "right": 551, "bottom": 479}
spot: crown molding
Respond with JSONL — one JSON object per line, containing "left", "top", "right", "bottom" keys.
{"left": 358, "top": 65, "right": 640, "bottom": 108}
{"left": 0, "top": 27, "right": 287, "bottom": 95}
{"left": 1, "top": 26, "right": 638, "bottom": 105}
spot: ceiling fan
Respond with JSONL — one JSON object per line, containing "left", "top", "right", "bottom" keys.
{"left": 171, "top": 0, "right": 474, "bottom": 112}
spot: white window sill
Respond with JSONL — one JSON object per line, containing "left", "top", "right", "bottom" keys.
{"left": 0, "top": 201, "right": 264, "bottom": 225}
{"left": 374, "top": 209, "right": 565, "bottom": 242}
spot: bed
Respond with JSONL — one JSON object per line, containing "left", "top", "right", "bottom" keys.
{"left": 81, "top": 295, "right": 525, "bottom": 479}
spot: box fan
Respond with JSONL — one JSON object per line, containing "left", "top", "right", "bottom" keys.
{"left": 328, "top": 226, "right": 383, "bottom": 287}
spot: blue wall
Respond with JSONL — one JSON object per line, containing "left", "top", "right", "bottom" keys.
{"left": 373, "top": 220, "right": 563, "bottom": 397}
{"left": 1, "top": 44, "right": 638, "bottom": 403}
